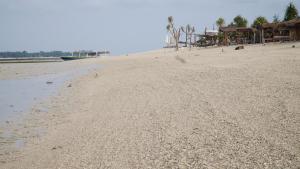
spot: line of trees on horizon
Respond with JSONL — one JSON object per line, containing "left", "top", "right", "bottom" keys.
{"left": 0, "top": 51, "right": 72, "bottom": 58}
{"left": 215, "top": 2, "right": 299, "bottom": 29}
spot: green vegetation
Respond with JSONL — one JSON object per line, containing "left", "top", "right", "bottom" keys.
{"left": 233, "top": 15, "right": 248, "bottom": 27}
{"left": 216, "top": 18, "right": 225, "bottom": 28}
{"left": 0, "top": 51, "right": 71, "bottom": 58}
{"left": 284, "top": 2, "right": 299, "bottom": 21}
{"left": 252, "top": 16, "right": 268, "bottom": 28}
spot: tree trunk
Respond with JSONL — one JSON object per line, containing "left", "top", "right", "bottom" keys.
{"left": 175, "top": 39, "right": 179, "bottom": 51}
{"left": 189, "top": 34, "right": 192, "bottom": 50}
{"left": 185, "top": 32, "right": 188, "bottom": 47}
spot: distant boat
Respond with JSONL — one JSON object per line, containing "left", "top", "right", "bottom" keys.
{"left": 60, "top": 56, "right": 86, "bottom": 61}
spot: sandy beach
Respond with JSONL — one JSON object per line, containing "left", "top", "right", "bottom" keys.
{"left": 0, "top": 43, "right": 300, "bottom": 168}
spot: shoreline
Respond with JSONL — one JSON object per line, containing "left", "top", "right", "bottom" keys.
{"left": 0, "top": 43, "right": 300, "bottom": 168}
{"left": 0, "top": 57, "right": 63, "bottom": 64}
{"left": 0, "top": 62, "right": 102, "bottom": 157}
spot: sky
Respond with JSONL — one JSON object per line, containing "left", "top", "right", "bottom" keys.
{"left": 0, "top": 0, "right": 299, "bottom": 55}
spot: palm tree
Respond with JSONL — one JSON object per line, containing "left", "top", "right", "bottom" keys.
{"left": 233, "top": 15, "right": 248, "bottom": 27}
{"left": 284, "top": 2, "right": 299, "bottom": 21}
{"left": 216, "top": 18, "right": 225, "bottom": 28}
{"left": 252, "top": 16, "right": 268, "bottom": 28}
{"left": 167, "top": 16, "right": 181, "bottom": 51}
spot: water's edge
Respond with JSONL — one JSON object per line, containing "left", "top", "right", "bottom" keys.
{"left": 0, "top": 64, "right": 101, "bottom": 150}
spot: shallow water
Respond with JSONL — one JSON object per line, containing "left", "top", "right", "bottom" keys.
{"left": 0, "top": 64, "right": 100, "bottom": 124}
{"left": 0, "top": 64, "right": 100, "bottom": 149}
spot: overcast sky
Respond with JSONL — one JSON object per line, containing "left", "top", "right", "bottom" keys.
{"left": 0, "top": 0, "right": 299, "bottom": 55}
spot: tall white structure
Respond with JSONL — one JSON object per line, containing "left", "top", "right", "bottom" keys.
{"left": 165, "top": 34, "right": 176, "bottom": 47}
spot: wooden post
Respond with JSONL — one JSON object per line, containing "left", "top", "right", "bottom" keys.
{"left": 262, "top": 29, "right": 264, "bottom": 43}
{"left": 185, "top": 27, "right": 188, "bottom": 47}
{"left": 290, "top": 28, "right": 295, "bottom": 41}
{"left": 224, "top": 32, "right": 228, "bottom": 46}
{"left": 272, "top": 28, "right": 275, "bottom": 42}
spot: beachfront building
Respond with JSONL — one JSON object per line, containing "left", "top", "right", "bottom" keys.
{"left": 166, "top": 18, "right": 300, "bottom": 48}
{"left": 72, "top": 50, "right": 110, "bottom": 58}
{"left": 97, "top": 51, "right": 110, "bottom": 57}
{"left": 72, "top": 51, "right": 94, "bottom": 58}
{"left": 218, "top": 18, "right": 300, "bottom": 46}
{"left": 260, "top": 17, "right": 300, "bottom": 43}
{"left": 193, "top": 29, "right": 219, "bottom": 47}
{"left": 219, "top": 27, "right": 257, "bottom": 46}
{"left": 203, "top": 29, "right": 219, "bottom": 46}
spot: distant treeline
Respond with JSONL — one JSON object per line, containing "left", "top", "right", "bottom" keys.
{"left": 0, "top": 51, "right": 72, "bottom": 58}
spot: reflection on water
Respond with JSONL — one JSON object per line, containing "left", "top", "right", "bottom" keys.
{"left": 0, "top": 64, "right": 100, "bottom": 148}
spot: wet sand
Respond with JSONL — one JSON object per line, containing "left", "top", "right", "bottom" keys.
{"left": 0, "top": 64, "right": 100, "bottom": 123}
{"left": 0, "top": 60, "right": 101, "bottom": 159}
{"left": 0, "top": 43, "right": 300, "bottom": 168}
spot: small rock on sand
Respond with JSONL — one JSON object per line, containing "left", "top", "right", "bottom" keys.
{"left": 235, "top": 46, "right": 244, "bottom": 50}
{"left": 51, "top": 146, "right": 63, "bottom": 150}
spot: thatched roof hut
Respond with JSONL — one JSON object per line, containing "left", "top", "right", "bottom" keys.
{"left": 261, "top": 17, "right": 300, "bottom": 42}
{"left": 219, "top": 27, "right": 257, "bottom": 45}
